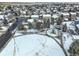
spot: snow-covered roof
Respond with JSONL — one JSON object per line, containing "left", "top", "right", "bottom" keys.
{"left": 62, "top": 21, "right": 73, "bottom": 26}
{"left": 43, "top": 14, "right": 51, "bottom": 18}
{"left": 70, "top": 12, "right": 76, "bottom": 15}
{"left": 37, "top": 20, "right": 43, "bottom": 22}
{"left": 27, "top": 19, "right": 34, "bottom": 23}
{"left": 52, "top": 14, "right": 59, "bottom": 18}
{"left": 0, "top": 26, "right": 8, "bottom": 32}
{"left": 64, "top": 18, "right": 68, "bottom": 21}
{"left": 31, "top": 15, "right": 39, "bottom": 19}
{"left": 61, "top": 13, "right": 69, "bottom": 16}
{"left": 27, "top": 29, "right": 38, "bottom": 33}
{"left": 0, "top": 15, "right": 4, "bottom": 19}
{"left": 76, "top": 24, "right": 79, "bottom": 28}
{"left": 40, "top": 10, "right": 45, "bottom": 14}
{"left": 72, "top": 35, "right": 79, "bottom": 39}
{"left": 53, "top": 10, "right": 57, "bottom": 12}
{"left": 20, "top": 15, "right": 30, "bottom": 18}
{"left": 0, "top": 12, "right": 3, "bottom": 14}
{"left": 0, "top": 34, "right": 65, "bottom": 56}
{"left": 22, "top": 11, "right": 26, "bottom": 15}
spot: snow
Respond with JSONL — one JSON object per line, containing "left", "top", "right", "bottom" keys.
{"left": 43, "top": 14, "right": 51, "bottom": 18}
{"left": 14, "top": 32, "right": 22, "bottom": 37}
{"left": 0, "top": 21, "right": 3, "bottom": 25}
{"left": 61, "top": 13, "right": 69, "bottom": 16}
{"left": 62, "top": 21, "right": 75, "bottom": 30}
{"left": 0, "top": 33, "right": 65, "bottom": 56}
{"left": 72, "top": 35, "right": 79, "bottom": 40}
{"left": 31, "top": 15, "right": 39, "bottom": 19}
{"left": 9, "top": 23, "right": 13, "bottom": 26}
{"left": 47, "top": 28, "right": 58, "bottom": 37}
{"left": 46, "top": 27, "right": 74, "bottom": 55}
{"left": 76, "top": 17, "right": 79, "bottom": 20}
{"left": 64, "top": 18, "right": 68, "bottom": 21}
{"left": 27, "top": 19, "right": 34, "bottom": 23}
{"left": 27, "top": 29, "right": 38, "bottom": 33}
{"left": 52, "top": 14, "right": 59, "bottom": 18}
{"left": 0, "top": 26, "right": 8, "bottom": 31}
{"left": 37, "top": 20, "right": 43, "bottom": 22}
{"left": 62, "top": 32, "right": 73, "bottom": 55}
{"left": 0, "top": 15, "right": 4, "bottom": 19}
{"left": 47, "top": 26, "right": 63, "bottom": 44}
{"left": 70, "top": 12, "right": 76, "bottom": 15}
{"left": 0, "top": 12, "right": 2, "bottom": 14}
{"left": 76, "top": 24, "right": 79, "bottom": 28}
{"left": 20, "top": 15, "right": 30, "bottom": 18}
{"left": 20, "top": 11, "right": 25, "bottom": 14}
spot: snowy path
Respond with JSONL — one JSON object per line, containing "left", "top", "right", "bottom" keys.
{"left": 62, "top": 32, "right": 73, "bottom": 55}
{"left": 46, "top": 28, "right": 74, "bottom": 55}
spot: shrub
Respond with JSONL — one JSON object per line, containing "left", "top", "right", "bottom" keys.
{"left": 18, "top": 24, "right": 26, "bottom": 31}
{"left": 68, "top": 40, "right": 79, "bottom": 56}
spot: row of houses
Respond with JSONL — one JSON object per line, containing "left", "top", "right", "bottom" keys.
{"left": 0, "top": 3, "right": 79, "bottom": 33}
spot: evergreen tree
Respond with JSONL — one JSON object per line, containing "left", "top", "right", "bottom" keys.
{"left": 68, "top": 40, "right": 79, "bottom": 56}
{"left": 62, "top": 24, "right": 67, "bottom": 32}
{"left": 68, "top": 13, "right": 72, "bottom": 21}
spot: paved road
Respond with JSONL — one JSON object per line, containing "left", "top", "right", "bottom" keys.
{"left": 0, "top": 18, "right": 22, "bottom": 52}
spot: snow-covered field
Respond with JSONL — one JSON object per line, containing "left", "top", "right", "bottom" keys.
{"left": 0, "top": 21, "right": 76, "bottom": 56}
{"left": 0, "top": 33, "right": 65, "bottom": 56}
